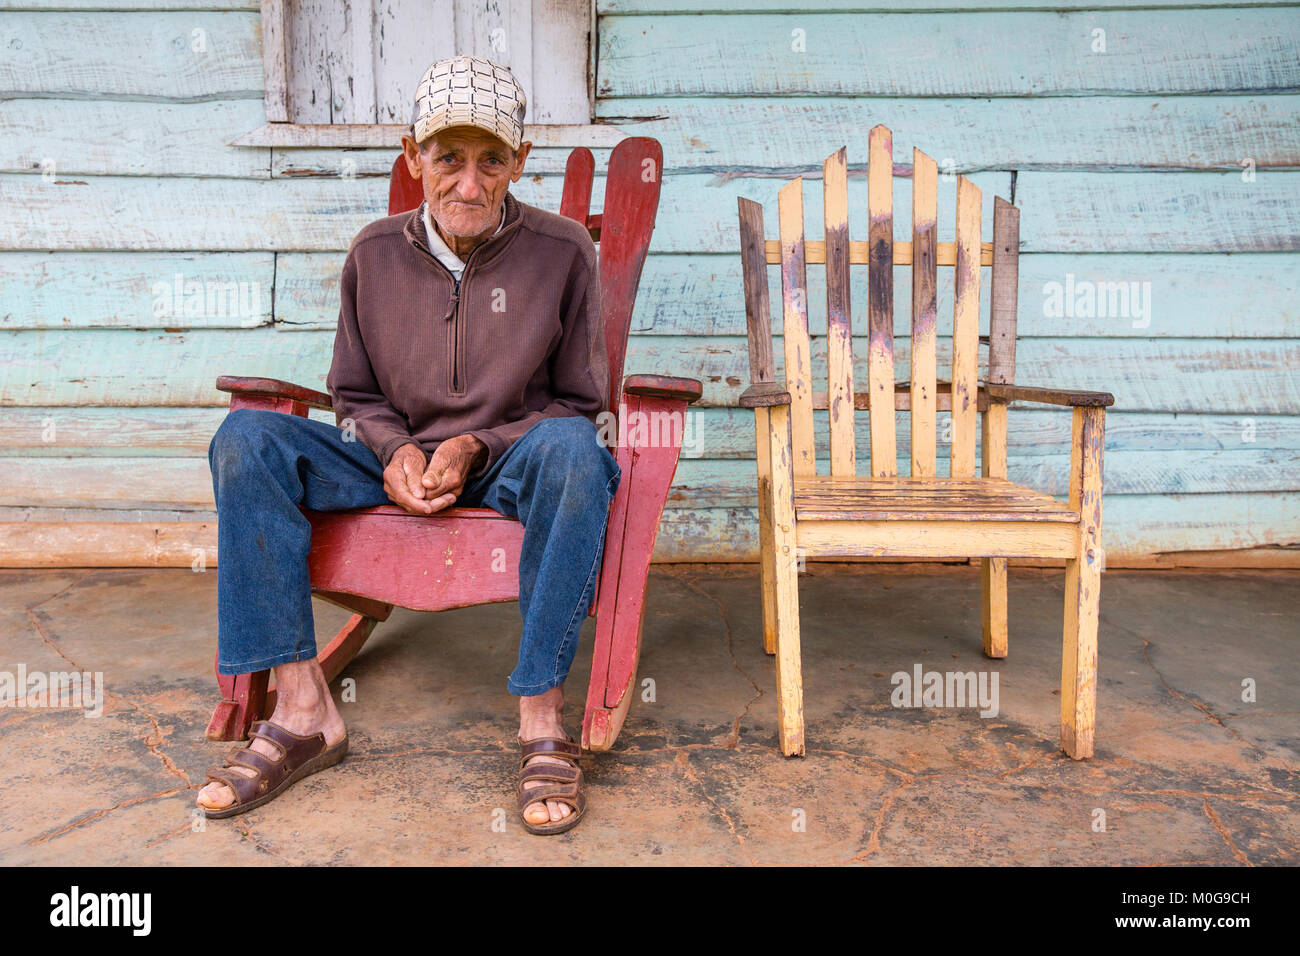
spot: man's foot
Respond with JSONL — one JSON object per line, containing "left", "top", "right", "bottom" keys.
{"left": 518, "top": 687, "right": 578, "bottom": 827}
{"left": 197, "top": 658, "right": 346, "bottom": 812}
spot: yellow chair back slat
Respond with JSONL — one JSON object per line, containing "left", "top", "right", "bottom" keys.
{"left": 951, "top": 174, "right": 983, "bottom": 477}
{"left": 823, "top": 147, "right": 856, "bottom": 476}
{"left": 910, "top": 147, "right": 939, "bottom": 477}
{"left": 778, "top": 179, "right": 817, "bottom": 477}
{"left": 865, "top": 125, "right": 897, "bottom": 477}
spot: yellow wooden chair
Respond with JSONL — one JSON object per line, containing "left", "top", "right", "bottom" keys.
{"left": 737, "top": 125, "right": 1114, "bottom": 759}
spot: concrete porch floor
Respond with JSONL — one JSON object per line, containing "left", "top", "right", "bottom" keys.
{"left": 0, "top": 564, "right": 1296, "bottom": 866}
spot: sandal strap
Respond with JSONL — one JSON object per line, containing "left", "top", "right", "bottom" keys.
{"left": 517, "top": 783, "right": 583, "bottom": 813}
{"left": 519, "top": 763, "right": 581, "bottom": 786}
{"left": 518, "top": 736, "right": 580, "bottom": 768}
{"left": 226, "top": 747, "right": 278, "bottom": 777}
{"left": 249, "top": 720, "right": 326, "bottom": 765}
{"left": 244, "top": 729, "right": 287, "bottom": 762}
{"left": 204, "top": 767, "right": 264, "bottom": 807}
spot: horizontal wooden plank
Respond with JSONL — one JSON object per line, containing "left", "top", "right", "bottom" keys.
{"left": 656, "top": 171, "right": 1014, "bottom": 253}
{"left": 272, "top": 146, "right": 612, "bottom": 179}
{"left": 621, "top": 252, "right": 1300, "bottom": 339}
{"left": 232, "top": 123, "right": 628, "bottom": 149}
{"left": 275, "top": 252, "right": 342, "bottom": 329}
{"left": 602, "top": 95, "right": 1300, "bottom": 172}
{"left": 0, "top": 507, "right": 216, "bottom": 522}
{"left": 650, "top": 493, "right": 1300, "bottom": 560}
{"left": 0, "top": 252, "right": 275, "bottom": 329}
{"left": 0, "top": 99, "right": 270, "bottom": 178}
{"left": 0, "top": 520, "right": 215, "bottom": 567}
{"left": 4, "top": 2, "right": 258, "bottom": 9}
{"left": 599, "top": 1, "right": 1299, "bottom": 12}
{"left": 6, "top": 249, "right": 1295, "bottom": 337}
{"left": 0, "top": 407, "right": 237, "bottom": 455}
{"left": 681, "top": 409, "right": 1300, "bottom": 460}
{"left": 0, "top": 170, "right": 1009, "bottom": 252}
{"left": 4, "top": 407, "right": 1294, "bottom": 460}
{"left": 665, "top": 408, "right": 1300, "bottom": 460}
{"left": 0, "top": 171, "right": 561, "bottom": 251}
{"left": 11, "top": 170, "right": 1293, "bottom": 254}
{"left": 681, "top": 170, "right": 1298, "bottom": 254}
{"left": 0, "top": 12, "right": 263, "bottom": 99}
{"left": 597, "top": 10, "right": 1300, "bottom": 97}
{"left": 1017, "top": 169, "right": 1300, "bottom": 253}
{"left": 0, "top": 458, "right": 214, "bottom": 508}
{"left": 12, "top": 93, "right": 1293, "bottom": 181}
{"left": 4, "top": 330, "right": 1297, "bottom": 413}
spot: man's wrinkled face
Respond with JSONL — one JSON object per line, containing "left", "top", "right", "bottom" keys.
{"left": 401, "top": 126, "right": 531, "bottom": 240}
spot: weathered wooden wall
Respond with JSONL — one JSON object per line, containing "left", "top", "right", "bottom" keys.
{"left": 1, "top": 0, "right": 1297, "bottom": 566}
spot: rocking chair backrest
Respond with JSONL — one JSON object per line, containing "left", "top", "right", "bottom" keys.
{"left": 387, "top": 137, "right": 664, "bottom": 417}
{"left": 737, "top": 123, "right": 1020, "bottom": 479}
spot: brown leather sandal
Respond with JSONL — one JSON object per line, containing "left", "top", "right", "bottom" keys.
{"left": 201, "top": 720, "right": 349, "bottom": 820}
{"left": 517, "top": 736, "right": 587, "bottom": 835}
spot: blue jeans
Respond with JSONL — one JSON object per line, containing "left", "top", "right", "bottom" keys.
{"left": 208, "top": 410, "right": 621, "bottom": 695}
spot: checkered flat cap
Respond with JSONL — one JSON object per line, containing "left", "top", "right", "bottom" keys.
{"left": 411, "top": 55, "right": 527, "bottom": 151}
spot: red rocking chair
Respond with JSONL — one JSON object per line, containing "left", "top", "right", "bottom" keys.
{"left": 206, "top": 136, "right": 701, "bottom": 751}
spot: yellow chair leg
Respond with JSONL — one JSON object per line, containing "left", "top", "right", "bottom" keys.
{"left": 1061, "top": 555, "right": 1099, "bottom": 759}
{"left": 767, "top": 405, "right": 805, "bottom": 756}
{"left": 754, "top": 407, "right": 778, "bottom": 656}
{"left": 1061, "top": 407, "right": 1105, "bottom": 759}
{"left": 981, "top": 557, "right": 1008, "bottom": 658}
{"left": 981, "top": 404, "right": 1010, "bottom": 658}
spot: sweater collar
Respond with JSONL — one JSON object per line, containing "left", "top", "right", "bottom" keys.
{"left": 422, "top": 203, "right": 504, "bottom": 276}
{"left": 404, "top": 192, "right": 524, "bottom": 274}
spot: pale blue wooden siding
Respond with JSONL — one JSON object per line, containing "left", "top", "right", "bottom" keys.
{"left": 0, "top": 0, "right": 1297, "bottom": 562}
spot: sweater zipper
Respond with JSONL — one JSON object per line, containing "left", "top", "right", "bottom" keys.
{"left": 424, "top": 209, "right": 505, "bottom": 396}
{"left": 443, "top": 275, "right": 461, "bottom": 393}
{"left": 447, "top": 245, "right": 490, "bottom": 396}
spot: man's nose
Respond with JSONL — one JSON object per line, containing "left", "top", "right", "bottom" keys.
{"left": 454, "top": 166, "right": 483, "bottom": 202}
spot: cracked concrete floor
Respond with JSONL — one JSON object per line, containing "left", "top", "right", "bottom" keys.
{"left": 0, "top": 565, "right": 1296, "bottom": 866}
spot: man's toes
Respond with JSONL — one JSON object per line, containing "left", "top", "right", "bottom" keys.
{"left": 524, "top": 801, "right": 551, "bottom": 825}
{"left": 197, "top": 781, "right": 234, "bottom": 810}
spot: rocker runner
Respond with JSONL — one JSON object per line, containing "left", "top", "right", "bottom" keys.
{"left": 197, "top": 55, "right": 615, "bottom": 834}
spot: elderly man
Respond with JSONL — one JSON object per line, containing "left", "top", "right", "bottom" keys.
{"left": 197, "top": 56, "right": 616, "bottom": 834}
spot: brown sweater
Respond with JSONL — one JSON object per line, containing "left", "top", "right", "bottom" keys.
{"left": 326, "top": 192, "right": 606, "bottom": 475}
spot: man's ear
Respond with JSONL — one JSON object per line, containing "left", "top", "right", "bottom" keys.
{"left": 509, "top": 141, "right": 533, "bottom": 182}
{"left": 401, "top": 134, "right": 423, "bottom": 181}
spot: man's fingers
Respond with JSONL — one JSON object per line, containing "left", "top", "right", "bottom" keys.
{"left": 386, "top": 482, "right": 433, "bottom": 515}
{"left": 422, "top": 461, "right": 461, "bottom": 499}
{"left": 385, "top": 459, "right": 433, "bottom": 515}
{"left": 421, "top": 458, "right": 449, "bottom": 488}
{"left": 405, "top": 457, "right": 431, "bottom": 498}
{"left": 427, "top": 484, "right": 465, "bottom": 514}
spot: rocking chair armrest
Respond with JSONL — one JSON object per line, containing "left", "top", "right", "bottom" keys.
{"left": 738, "top": 382, "right": 792, "bottom": 408}
{"left": 216, "top": 375, "right": 335, "bottom": 411}
{"left": 622, "top": 374, "right": 703, "bottom": 403}
{"left": 984, "top": 383, "right": 1114, "bottom": 408}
